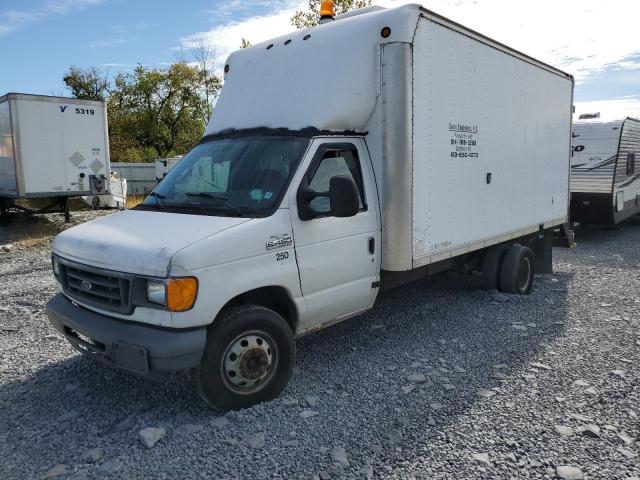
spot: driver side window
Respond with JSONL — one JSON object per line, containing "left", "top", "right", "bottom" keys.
{"left": 307, "top": 146, "right": 366, "bottom": 214}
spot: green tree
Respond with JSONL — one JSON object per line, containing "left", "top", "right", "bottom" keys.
{"left": 63, "top": 60, "right": 222, "bottom": 163}
{"left": 63, "top": 66, "right": 110, "bottom": 102}
{"left": 291, "top": 0, "right": 371, "bottom": 29}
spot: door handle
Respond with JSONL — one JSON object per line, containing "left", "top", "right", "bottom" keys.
{"left": 368, "top": 237, "right": 375, "bottom": 255}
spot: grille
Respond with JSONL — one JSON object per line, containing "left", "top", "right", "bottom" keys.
{"left": 59, "top": 260, "right": 132, "bottom": 314}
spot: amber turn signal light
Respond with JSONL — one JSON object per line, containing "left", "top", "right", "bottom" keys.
{"left": 166, "top": 277, "right": 198, "bottom": 312}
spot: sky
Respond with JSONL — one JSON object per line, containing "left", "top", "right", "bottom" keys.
{"left": 1, "top": 0, "right": 639, "bottom": 119}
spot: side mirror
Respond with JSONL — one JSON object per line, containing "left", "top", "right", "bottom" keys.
{"left": 329, "top": 175, "right": 359, "bottom": 218}
{"left": 297, "top": 175, "right": 359, "bottom": 220}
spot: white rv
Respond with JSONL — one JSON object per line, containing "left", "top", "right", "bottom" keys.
{"left": 570, "top": 117, "right": 640, "bottom": 225}
{"left": 0, "top": 93, "right": 110, "bottom": 221}
{"left": 46, "top": 4, "right": 573, "bottom": 409}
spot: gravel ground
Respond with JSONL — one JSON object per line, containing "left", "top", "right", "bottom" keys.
{"left": 1, "top": 212, "right": 639, "bottom": 480}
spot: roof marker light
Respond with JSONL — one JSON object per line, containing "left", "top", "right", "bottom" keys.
{"left": 319, "top": 0, "right": 335, "bottom": 23}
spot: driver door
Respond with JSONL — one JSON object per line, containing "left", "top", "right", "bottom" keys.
{"left": 290, "top": 138, "right": 380, "bottom": 330}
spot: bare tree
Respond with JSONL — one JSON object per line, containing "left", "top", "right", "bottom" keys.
{"left": 190, "top": 35, "right": 223, "bottom": 124}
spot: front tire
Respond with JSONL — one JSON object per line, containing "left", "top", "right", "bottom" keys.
{"left": 500, "top": 245, "right": 535, "bottom": 295}
{"left": 194, "top": 305, "right": 295, "bottom": 410}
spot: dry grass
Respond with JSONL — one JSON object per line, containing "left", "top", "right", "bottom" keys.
{"left": 125, "top": 194, "right": 145, "bottom": 209}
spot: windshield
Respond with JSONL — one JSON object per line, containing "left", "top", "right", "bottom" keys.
{"left": 140, "top": 136, "right": 309, "bottom": 216}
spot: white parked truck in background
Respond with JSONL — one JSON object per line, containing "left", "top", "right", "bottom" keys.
{"left": 155, "top": 156, "right": 182, "bottom": 183}
{"left": 46, "top": 3, "right": 573, "bottom": 409}
{"left": 0, "top": 93, "right": 110, "bottom": 221}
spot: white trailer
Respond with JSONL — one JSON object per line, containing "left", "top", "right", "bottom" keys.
{"left": 82, "top": 171, "right": 127, "bottom": 209}
{"left": 0, "top": 93, "right": 110, "bottom": 220}
{"left": 46, "top": 3, "right": 573, "bottom": 409}
{"left": 570, "top": 117, "right": 640, "bottom": 224}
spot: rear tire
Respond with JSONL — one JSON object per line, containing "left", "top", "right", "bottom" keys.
{"left": 480, "top": 244, "right": 509, "bottom": 290}
{"left": 194, "top": 305, "right": 295, "bottom": 410}
{"left": 500, "top": 245, "right": 534, "bottom": 295}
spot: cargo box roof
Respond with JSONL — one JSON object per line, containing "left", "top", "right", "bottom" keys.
{"left": 206, "top": 3, "right": 571, "bottom": 136}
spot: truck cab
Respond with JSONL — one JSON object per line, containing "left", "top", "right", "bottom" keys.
{"left": 48, "top": 131, "right": 382, "bottom": 409}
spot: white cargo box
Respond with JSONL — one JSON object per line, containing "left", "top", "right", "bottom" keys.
{"left": 211, "top": 4, "right": 574, "bottom": 271}
{"left": 0, "top": 93, "right": 110, "bottom": 198}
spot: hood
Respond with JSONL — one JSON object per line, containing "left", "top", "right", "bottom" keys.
{"left": 53, "top": 210, "right": 251, "bottom": 277}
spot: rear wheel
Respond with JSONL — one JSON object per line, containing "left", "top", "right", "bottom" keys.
{"left": 480, "top": 244, "right": 509, "bottom": 290}
{"left": 194, "top": 305, "right": 295, "bottom": 410}
{"left": 500, "top": 245, "right": 534, "bottom": 295}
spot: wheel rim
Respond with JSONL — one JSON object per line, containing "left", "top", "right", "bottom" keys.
{"left": 517, "top": 257, "right": 532, "bottom": 291}
{"left": 221, "top": 330, "right": 278, "bottom": 395}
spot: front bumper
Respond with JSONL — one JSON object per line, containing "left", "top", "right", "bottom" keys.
{"left": 46, "top": 293, "right": 206, "bottom": 376}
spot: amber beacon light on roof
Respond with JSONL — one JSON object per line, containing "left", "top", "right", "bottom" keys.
{"left": 319, "top": 0, "right": 335, "bottom": 23}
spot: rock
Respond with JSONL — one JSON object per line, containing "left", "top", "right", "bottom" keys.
{"left": 583, "top": 386, "right": 598, "bottom": 396}
{"left": 175, "top": 423, "right": 203, "bottom": 435}
{"left": 305, "top": 395, "right": 319, "bottom": 407}
{"left": 369, "top": 444, "right": 383, "bottom": 455}
{"left": 210, "top": 416, "right": 230, "bottom": 428}
{"left": 57, "top": 411, "right": 79, "bottom": 423}
{"left": 471, "top": 453, "right": 491, "bottom": 465}
{"left": 331, "top": 446, "right": 350, "bottom": 467}
{"left": 282, "top": 397, "right": 299, "bottom": 406}
{"left": 568, "top": 413, "right": 594, "bottom": 423}
{"left": 453, "top": 366, "right": 466, "bottom": 373}
{"left": 618, "top": 447, "right": 637, "bottom": 459}
{"left": 610, "top": 369, "right": 626, "bottom": 378}
{"left": 387, "top": 429, "right": 402, "bottom": 443}
{"left": 511, "top": 324, "right": 527, "bottom": 331}
{"left": 427, "top": 415, "right": 436, "bottom": 427}
{"left": 492, "top": 293, "right": 510, "bottom": 303}
{"left": 138, "top": 427, "right": 166, "bottom": 448}
{"left": 64, "top": 383, "right": 80, "bottom": 393}
{"left": 505, "top": 452, "right": 517, "bottom": 463}
{"left": 617, "top": 431, "right": 635, "bottom": 445}
{"left": 360, "top": 464, "right": 373, "bottom": 478}
{"left": 477, "top": 389, "right": 495, "bottom": 399}
{"left": 115, "top": 413, "right": 137, "bottom": 431}
{"left": 578, "top": 424, "right": 601, "bottom": 438}
{"left": 442, "top": 383, "right": 456, "bottom": 391}
{"left": 409, "top": 361, "right": 422, "bottom": 368}
{"left": 401, "top": 384, "right": 416, "bottom": 394}
{"left": 45, "top": 464, "right": 69, "bottom": 479}
{"left": 83, "top": 447, "right": 104, "bottom": 463}
{"left": 1, "top": 244, "right": 12, "bottom": 252}
{"left": 300, "top": 410, "right": 319, "bottom": 419}
{"left": 407, "top": 373, "right": 427, "bottom": 383}
{"left": 530, "top": 362, "right": 551, "bottom": 370}
{"left": 429, "top": 402, "right": 443, "bottom": 411}
{"left": 573, "top": 379, "right": 590, "bottom": 387}
{"left": 554, "top": 425, "right": 574, "bottom": 437}
{"left": 282, "top": 440, "right": 299, "bottom": 447}
{"left": 247, "top": 432, "right": 265, "bottom": 449}
{"left": 97, "top": 459, "right": 123, "bottom": 474}
{"left": 556, "top": 466, "right": 584, "bottom": 480}
{"left": 318, "top": 471, "right": 331, "bottom": 480}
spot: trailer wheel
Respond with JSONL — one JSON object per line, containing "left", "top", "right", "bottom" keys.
{"left": 193, "top": 305, "right": 295, "bottom": 410}
{"left": 500, "top": 245, "right": 534, "bottom": 295}
{"left": 480, "top": 244, "right": 509, "bottom": 290}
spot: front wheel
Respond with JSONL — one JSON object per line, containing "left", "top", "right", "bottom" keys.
{"left": 194, "top": 305, "right": 295, "bottom": 410}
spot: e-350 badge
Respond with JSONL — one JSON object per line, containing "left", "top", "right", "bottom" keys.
{"left": 266, "top": 234, "right": 292, "bottom": 251}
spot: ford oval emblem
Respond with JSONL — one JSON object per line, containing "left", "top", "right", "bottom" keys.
{"left": 80, "top": 280, "right": 92, "bottom": 290}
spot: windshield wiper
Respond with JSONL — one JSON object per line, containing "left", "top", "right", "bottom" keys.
{"left": 184, "top": 192, "right": 245, "bottom": 216}
{"left": 148, "top": 191, "right": 166, "bottom": 209}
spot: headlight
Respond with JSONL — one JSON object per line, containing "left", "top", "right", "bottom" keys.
{"left": 52, "top": 257, "right": 60, "bottom": 276}
{"left": 147, "top": 280, "right": 166, "bottom": 305}
{"left": 146, "top": 277, "right": 198, "bottom": 312}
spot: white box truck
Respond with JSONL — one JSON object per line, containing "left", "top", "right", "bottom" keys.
{"left": 46, "top": 3, "right": 573, "bottom": 409}
{"left": 0, "top": 93, "right": 110, "bottom": 221}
